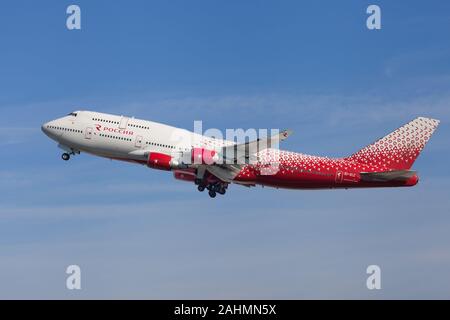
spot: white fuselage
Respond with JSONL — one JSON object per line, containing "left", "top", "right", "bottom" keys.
{"left": 41, "top": 110, "right": 232, "bottom": 164}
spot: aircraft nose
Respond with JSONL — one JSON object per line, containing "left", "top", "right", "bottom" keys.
{"left": 41, "top": 121, "right": 57, "bottom": 138}
{"left": 41, "top": 122, "right": 49, "bottom": 135}
{"left": 41, "top": 120, "right": 64, "bottom": 140}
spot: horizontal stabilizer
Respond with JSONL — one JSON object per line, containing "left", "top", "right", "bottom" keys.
{"left": 360, "top": 170, "right": 417, "bottom": 182}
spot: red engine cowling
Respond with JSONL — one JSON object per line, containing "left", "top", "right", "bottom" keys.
{"left": 191, "top": 148, "right": 219, "bottom": 165}
{"left": 147, "top": 152, "right": 173, "bottom": 171}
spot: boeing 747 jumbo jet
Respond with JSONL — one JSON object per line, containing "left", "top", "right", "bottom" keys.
{"left": 42, "top": 111, "right": 439, "bottom": 198}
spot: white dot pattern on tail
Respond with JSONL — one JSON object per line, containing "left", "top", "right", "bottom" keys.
{"left": 345, "top": 117, "right": 439, "bottom": 171}
{"left": 235, "top": 117, "right": 439, "bottom": 179}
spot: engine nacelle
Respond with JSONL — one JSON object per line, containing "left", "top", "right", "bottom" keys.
{"left": 147, "top": 152, "right": 181, "bottom": 171}
{"left": 191, "top": 148, "right": 219, "bottom": 165}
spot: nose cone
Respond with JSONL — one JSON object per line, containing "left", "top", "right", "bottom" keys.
{"left": 41, "top": 122, "right": 50, "bottom": 136}
{"left": 41, "top": 121, "right": 60, "bottom": 140}
{"left": 41, "top": 123, "right": 48, "bottom": 134}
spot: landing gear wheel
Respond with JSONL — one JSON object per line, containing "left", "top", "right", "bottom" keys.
{"left": 62, "top": 153, "right": 70, "bottom": 161}
{"left": 217, "top": 187, "right": 226, "bottom": 195}
{"left": 197, "top": 185, "right": 205, "bottom": 192}
{"left": 208, "top": 190, "right": 216, "bottom": 198}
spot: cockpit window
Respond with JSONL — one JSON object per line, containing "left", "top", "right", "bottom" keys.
{"left": 68, "top": 112, "right": 78, "bottom": 117}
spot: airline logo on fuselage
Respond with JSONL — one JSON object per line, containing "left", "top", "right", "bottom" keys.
{"left": 95, "top": 124, "right": 134, "bottom": 135}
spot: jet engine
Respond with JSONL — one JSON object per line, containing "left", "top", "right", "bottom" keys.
{"left": 147, "top": 152, "right": 182, "bottom": 171}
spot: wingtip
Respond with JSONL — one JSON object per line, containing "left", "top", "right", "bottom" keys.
{"left": 280, "top": 129, "right": 293, "bottom": 140}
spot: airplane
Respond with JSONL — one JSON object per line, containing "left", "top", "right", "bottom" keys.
{"left": 41, "top": 111, "right": 440, "bottom": 198}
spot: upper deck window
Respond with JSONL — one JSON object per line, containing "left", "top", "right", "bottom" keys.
{"left": 68, "top": 112, "right": 78, "bottom": 117}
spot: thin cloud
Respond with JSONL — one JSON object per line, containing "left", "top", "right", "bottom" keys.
{"left": 0, "top": 127, "right": 39, "bottom": 146}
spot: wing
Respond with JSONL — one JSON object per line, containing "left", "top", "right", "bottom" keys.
{"left": 128, "top": 130, "right": 292, "bottom": 190}
{"left": 219, "top": 129, "right": 292, "bottom": 165}
{"left": 204, "top": 164, "right": 243, "bottom": 183}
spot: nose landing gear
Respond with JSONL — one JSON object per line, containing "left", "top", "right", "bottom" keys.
{"left": 59, "top": 147, "right": 80, "bottom": 161}
{"left": 62, "top": 153, "right": 70, "bottom": 161}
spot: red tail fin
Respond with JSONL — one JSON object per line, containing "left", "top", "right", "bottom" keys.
{"left": 346, "top": 117, "right": 440, "bottom": 170}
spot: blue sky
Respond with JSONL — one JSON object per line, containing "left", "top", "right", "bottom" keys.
{"left": 0, "top": 0, "right": 449, "bottom": 298}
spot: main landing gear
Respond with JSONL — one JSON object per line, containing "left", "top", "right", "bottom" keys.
{"left": 206, "top": 183, "right": 228, "bottom": 198}
{"left": 208, "top": 189, "right": 217, "bottom": 198}
{"left": 195, "top": 179, "right": 228, "bottom": 198}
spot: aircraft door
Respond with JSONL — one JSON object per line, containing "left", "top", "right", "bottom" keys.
{"left": 119, "top": 116, "right": 129, "bottom": 129}
{"left": 85, "top": 127, "right": 93, "bottom": 139}
{"left": 335, "top": 170, "right": 343, "bottom": 183}
{"left": 135, "top": 135, "right": 143, "bottom": 148}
